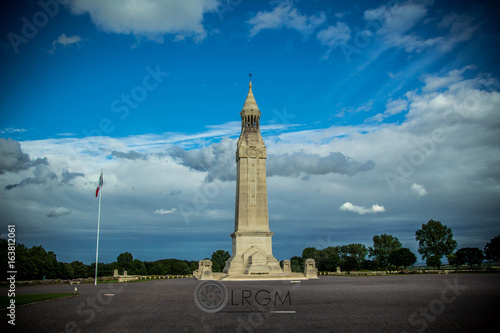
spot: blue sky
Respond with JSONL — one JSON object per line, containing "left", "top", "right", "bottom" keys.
{"left": 1, "top": 0, "right": 499, "bottom": 265}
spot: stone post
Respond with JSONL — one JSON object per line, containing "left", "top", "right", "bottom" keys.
{"left": 201, "top": 259, "right": 214, "bottom": 280}
{"left": 282, "top": 260, "right": 291, "bottom": 273}
{"left": 304, "top": 259, "right": 318, "bottom": 278}
{"left": 193, "top": 260, "right": 204, "bottom": 278}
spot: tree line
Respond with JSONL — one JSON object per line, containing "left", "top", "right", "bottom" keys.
{"left": 0, "top": 241, "right": 198, "bottom": 281}
{"left": 2, "top": 220, "right": 498, "bottom": 280}
{"left": 282, "top": 220, "right": 499, "bottom": 272}
{"left": 209, "top": 220, "right": 500, "bottom": 273}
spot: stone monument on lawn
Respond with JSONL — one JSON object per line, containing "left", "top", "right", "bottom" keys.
{"left": 194, "top": 75, "right": 317, "bottom": 280}
{"left": 222, "top": 75, "right": 283, "bottom": 275}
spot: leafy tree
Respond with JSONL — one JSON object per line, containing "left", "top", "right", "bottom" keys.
{"left": 189, "top": 261, "right": 199, "bottom": 274}
{"left": 131, "top": 259, "right": 148, "bottom": 275}
{"left": 71, "top": 261, "right": 89, "bottom": 278}
{"left": 16, "top": 243, "right": 36, "bottom": 280}
{"left": 98, "top": 263, "right": 116, "bottom": 277}
{"left": 456, "top": 247, "right": 484, "bottom": 270}
{"left": 447, "top": 254, "right": 459, "bottom": 268}
{"left": 484, "top": 235, "right": 500, "bottom": 262}
{"left": 318, "top": 246, "right": 340, "bottom": 271}
{"left": 172, "top": 261, "right": 190, "bottom": 275}
{"left": 302, "top": 247, "right": 320, "bottom": 261}
{"left": 362, "top": 259, "right": 377, "bottom": 271}
{"left": 211, "top": 249, "right": 230, "bottom": 272}
{"left": 28, "top": 246, "right": 59, "bottom": 279}
{"left": 117, "top": 252, "right": 133, "bottom": 272}
{"left": 388, "top": 248, "right": 417, "bottom": 270}
{"left": 149, "top": 262, "right": 164, "bottom": 275}
{"left": 290, "top": 256, "right": 304, "bottom": 272}
{"left": 63, "top": 262, "right": 75, "bottom": 279}
{"left": 415, "top": 220, "right": 457, "bottom": 269}
{"left": 426, "top": 255, "right": 441, "bottom": 269}
{"left": 0, "top": 239, "right": 9, "bottom": 280}
{"left": 346, "top": 243, "right": 368, "bottom": 267}
{"left": 339, "top": 244, "right": 368, "bottom": 271}
{"left": 369, "top": 234, "right": 402, "bottom": 270}
{"left": 342, "top": 256, "right": 360, "bottom": 271}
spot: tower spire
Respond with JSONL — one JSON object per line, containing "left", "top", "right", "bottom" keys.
{"left": 241, "top": 74, "right": 259, "bottom": 113}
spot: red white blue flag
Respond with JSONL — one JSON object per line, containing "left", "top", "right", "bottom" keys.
{"left": 95, "top": 172, "right": 103, "bottom": 197}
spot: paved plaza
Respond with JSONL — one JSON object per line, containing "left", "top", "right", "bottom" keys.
{"left": 2, "top": 273, "right": 499, "bottom": 332}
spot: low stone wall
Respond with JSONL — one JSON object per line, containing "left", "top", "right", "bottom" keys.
{"left": 318, "top": 268, "right": 497, "bottom": 276}
{"left": 119, "top": 275, "right": 190, "bottom": 282}
{"left": 0, "top": 275, "right": 192, "bottom": 286}
{"left": 318, "top": 271, "right": 386, "bottom": 276}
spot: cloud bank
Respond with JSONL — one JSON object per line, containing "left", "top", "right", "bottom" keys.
{"left": 0, "top": 138, "right": 48, "bottom": 174}
{"left": 339, "top": 202, "right": 386, "bottom": 215}
{"left": 67, "top": 0, "right": 219, "bottom": 42}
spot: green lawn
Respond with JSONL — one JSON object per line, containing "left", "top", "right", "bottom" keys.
{"left": 0, "top": 293, "right": 78, "bottom": 309}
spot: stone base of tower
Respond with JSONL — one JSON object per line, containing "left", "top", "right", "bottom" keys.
{"left": 223, "top": 231, "right": 283, "bottom": 275}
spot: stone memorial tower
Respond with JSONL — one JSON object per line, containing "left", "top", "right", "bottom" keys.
{"left": 223, "top": 76, "right": 283, "bottom": 275}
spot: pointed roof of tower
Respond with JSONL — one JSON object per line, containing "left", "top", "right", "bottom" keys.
{"left": 242, "top": 77, "right": 260, "bottom": 113}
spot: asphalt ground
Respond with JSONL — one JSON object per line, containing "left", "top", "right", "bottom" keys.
{"left": 1, "top": 273, "right": 499, "bottom": 332}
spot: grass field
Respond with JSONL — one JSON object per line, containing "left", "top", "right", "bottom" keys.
{"left": 0, "top": 293, "right": 78, "bottom": 309}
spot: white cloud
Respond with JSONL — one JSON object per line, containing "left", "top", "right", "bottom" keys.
{"left": 410, "top": 183, "right": 427, "bottom": 197}
{"left": 437, "top": 13, "right": 479, "bottom": 51}
{"left": 366, "top": 98, "right": 409, "bottom": 123}
{"left": 317, "top": 22, "right": 351, "bottom": 47}
{"left": 421, "top": 66, "right": 474, "bottom": 93}
{"left": 363, "top": 1, "right": 477, "bottom": 53}
{"left": 0, "top": 128, "right": 27, "bottom": 134}
{"left": 247, "top": 2, "right": 325, "bottom": 38}
{"left": 154, "top": 208, "right": 177, "bottom": 215}
{"left": 49, "top": 34, "right": 82, "bottom": 54}
{"left": 54, "top": 34, "right": 82, "bottom": 46}
{"left": 0, "top": 138, "right": 48, "bottom": 174}
{"left": 364, "top": 1, "right": 428, "bottom": 35}
{"left": 339, "top": 202, "right": 386, "bottom": 215}
{"left": 67, "top": 0, "right": 219, "bottom": 43}
{"left": 47, "top": 207, "right": 71, "bottom": 218}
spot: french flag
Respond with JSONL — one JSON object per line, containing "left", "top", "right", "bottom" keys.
{"left": 95, "top": 172, "right": 103, "bottom": 197}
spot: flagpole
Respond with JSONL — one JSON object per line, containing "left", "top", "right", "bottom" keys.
{"left": 94, "top": 170, "right": 102, "bottom": 286}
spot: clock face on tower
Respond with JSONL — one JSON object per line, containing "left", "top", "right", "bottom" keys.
{"left": 248, "top": 148, "right": 258, "bottom": 157}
